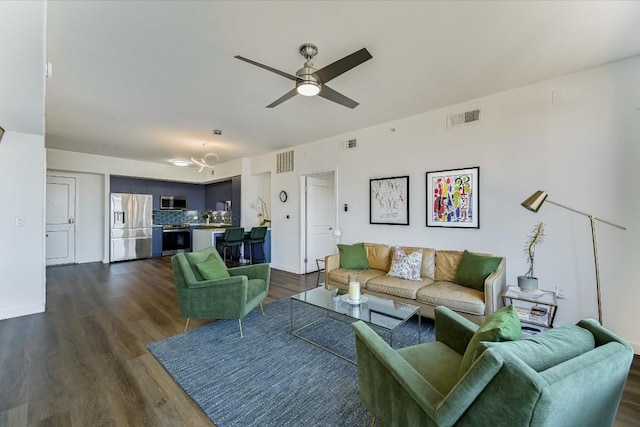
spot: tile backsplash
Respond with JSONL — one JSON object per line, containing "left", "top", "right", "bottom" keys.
{"left": 153, "top": 210, "right": 232, "bottom": 225}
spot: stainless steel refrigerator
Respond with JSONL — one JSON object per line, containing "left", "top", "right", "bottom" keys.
{"left": 110, "top": 193, "right": 153, "bottom": 262}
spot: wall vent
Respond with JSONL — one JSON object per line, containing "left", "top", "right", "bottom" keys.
{"left": 276, "top": 150, "right": 294, "bottom": 173}
{"left": 447, "top": 109, "right": 480, "bottom": 128}
{"left": 346, "top": 138, "right": 357, "bottom": 149}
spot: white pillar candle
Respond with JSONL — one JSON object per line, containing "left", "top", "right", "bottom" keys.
{"left": 348, "top": 281, "right": 361, "bottom": 301}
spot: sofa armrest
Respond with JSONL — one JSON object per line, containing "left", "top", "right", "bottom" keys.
{"left": 434, "top": 306, "right": 478, "bottom": 356}
{"left": 483, "top": 258, "right": 506, "bottom": 316}
{"left": 325, "top": 253, "right": 340, "bottom": 275}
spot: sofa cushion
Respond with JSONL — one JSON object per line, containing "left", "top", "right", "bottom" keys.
{"left": 367, "top": 275, "right": 435, "bottom": 300}
{"left": 364, "top": 243, "right": 391, "bottom": 271}
{"left": 415, "top": 281, "right": 485, "bottom": 315}
{"left": 328, "top": 268, "right": 386, "bottom": 287}
{"left": 459, "top": 305, "right": 521, "bottom": 378}
{"left": 398, "top": 341, "right": 462, "bottom": 396}
{"left": 338, "top": 243, "right": 369, "bottom": 269}
{"left": 395, "top": 246, "right": 436, "bottom": 280}
{"left": 195, "top": 254, "right": 231, "bottom": 280}
{"left": 387, "top": 247, "right": 423, "bottom": 281}
{"left": 478, "top": 325, "right": 595, "bottom": 372}
{"left": 454, "top": 250, "right": 502, "bottom": 291}
{"left": 435, "top": 250, "right": 464, "bottom": 282}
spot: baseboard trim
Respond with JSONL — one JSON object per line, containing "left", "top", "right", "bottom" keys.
{"left": 0, "top": 303, "right": 45, "bottom": 320}
{"left": 270, "top": 263, "right": 298, "bottom": 274}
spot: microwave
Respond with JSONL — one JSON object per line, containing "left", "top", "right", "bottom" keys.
{"left": 160, "top": 195, "right": 187, "bottom": 210}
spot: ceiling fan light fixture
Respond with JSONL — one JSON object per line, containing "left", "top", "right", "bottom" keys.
{"left": 171, "top": 159, "right": 190, "bottom": 167}
{"left": 296, "top": 80, "right": 321, "bottom": 96}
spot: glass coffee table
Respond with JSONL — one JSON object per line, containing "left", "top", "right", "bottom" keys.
{"left": 290, "top": 286, "right": 421, "bottom": 364}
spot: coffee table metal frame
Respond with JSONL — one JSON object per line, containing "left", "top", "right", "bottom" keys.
{"left": 290, "top": 286, "right": 421, "bottom": 364}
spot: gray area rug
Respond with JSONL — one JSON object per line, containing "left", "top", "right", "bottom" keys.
{"left": 147, "top": 298, "right": 435, "bottom": 427}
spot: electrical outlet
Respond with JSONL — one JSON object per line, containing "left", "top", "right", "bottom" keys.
{"left": 556, "top": 286, "right": 566, "bottom": 299}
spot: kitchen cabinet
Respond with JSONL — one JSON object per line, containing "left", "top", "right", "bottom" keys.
{"left": 110, "top": 176, "right": 205, "bottom": 211}
{"left": 231, "top": 176, "right": 241, "bottom": 226}
{"left": 152, "top": 226, "right": 163, "bottom": 257}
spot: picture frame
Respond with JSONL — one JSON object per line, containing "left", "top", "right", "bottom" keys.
{"left": 426, "top": 166, "right": 479, "bottom": 228}
{"left": 370, "top": 175, "right": 409, "bottom": 225}
{"left": 0, "top": 126, "right": 4, "bottom": 143}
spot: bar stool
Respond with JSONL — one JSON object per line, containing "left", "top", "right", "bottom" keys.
{"left": 243, "top": 226, "right": 267, "bottom": 264}
{"left": 220, "top": 227, "right": 244, "bottom": 266}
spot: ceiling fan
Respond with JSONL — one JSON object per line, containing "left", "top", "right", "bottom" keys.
{"left": 234, "top": 43, "right": 372, "bottom": 109}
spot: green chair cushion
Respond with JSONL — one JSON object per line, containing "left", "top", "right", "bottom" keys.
{"left": 195, "top": 254, "right": 231, "bottom": 280}
{"left": 478, "top": 325, "right": 595, "bottom": 372}
{"left": 247, "top": 278, "right": 267, "bottom": 301}
{"left": 459, "top": 304, "right": 521, "bottom": 378}
{"left": 338, "top": 243, "right": 369, "bottom": 270}
{"left": 454, "top": 250, "right": 502, "bottom": 291}
{"left": 398, "top": 341, "right": 463, "bottom": 396}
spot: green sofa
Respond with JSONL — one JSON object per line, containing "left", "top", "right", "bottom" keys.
{"left": 352, "top": 306, "right": 633, "bottom": 427}
{"left": 171, "top": 247, "right": 270, "bottom": 336}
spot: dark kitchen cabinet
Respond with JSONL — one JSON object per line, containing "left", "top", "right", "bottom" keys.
{"left": 231, "top": 176, "right": 241, "bottom": 227}
{"left": 110, "top": 176, "right": 205, "bottom": 211}
{"left": 152, "top": 227, "right": 163, "bottom": 257}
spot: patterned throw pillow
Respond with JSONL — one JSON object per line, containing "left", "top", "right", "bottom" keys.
{"left": 387, "top": 247, "right": 423, "bottom": 281}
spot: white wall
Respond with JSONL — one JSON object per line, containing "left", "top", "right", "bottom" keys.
{"left": 0, "top": 133, "right": 46, "bottom": 319}
{"left": 260, "top": 57, "right": 640, "bottom": 351}
{"left": 0, "top": 1, "right": 47, "bottom": 320}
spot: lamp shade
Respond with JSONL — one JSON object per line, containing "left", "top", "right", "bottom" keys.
{"left": 521, "top": 190, "right": 548, "bottom": 212}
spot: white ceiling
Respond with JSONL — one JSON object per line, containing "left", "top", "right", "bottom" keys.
{"left": 44, "top": 1, "right": 640, "bottom": 167}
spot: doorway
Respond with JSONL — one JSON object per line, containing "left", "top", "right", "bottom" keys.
{"left": 46, "top": 175, "right": 76, "bottom": 265}
{"left": 303, "top": 172, "right": 336, "bottom": 274}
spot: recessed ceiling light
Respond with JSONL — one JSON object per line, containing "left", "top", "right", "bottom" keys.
{"left": 171, "top": 159, "right": 190, "bottom": 167}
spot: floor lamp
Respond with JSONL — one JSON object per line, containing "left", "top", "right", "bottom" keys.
{"left": 521, "top": 190, "right": 626, "bottom": 324}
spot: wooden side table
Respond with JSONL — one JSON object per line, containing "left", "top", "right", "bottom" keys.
{"left": 502, "top": 287, "right": 558, "bottom": 335}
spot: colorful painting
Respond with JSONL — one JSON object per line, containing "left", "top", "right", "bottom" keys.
{"left": 426, "top": 167, "right": 479, "bottom": 228}
{"left": 370, "top": 176, "right": 409, "bottom": 225}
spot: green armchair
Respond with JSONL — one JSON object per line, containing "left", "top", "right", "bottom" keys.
{"left": 352, "top": 306, "right": 633, "bottom": 427}
{"left": 171, "top": 247, "right": 270, "bottom": 336}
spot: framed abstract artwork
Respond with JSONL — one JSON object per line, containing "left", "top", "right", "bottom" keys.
{"left": 370, "top": 175, "right": 409, "bottom": 225}
{"left": 426, "top": 167, "right": 479, "bottom": 228}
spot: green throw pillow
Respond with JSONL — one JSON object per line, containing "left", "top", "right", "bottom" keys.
{"left": 454, "top": 250, "right": 502, "bottom": 291}
{"left": 338, "top": 243, "right": 369, "bottom": 270}
{"left": 458, "top": 304, "right": 521, "bottom": 378}
{"left": 195, "top": 254, "right": 231, "bottom": 280}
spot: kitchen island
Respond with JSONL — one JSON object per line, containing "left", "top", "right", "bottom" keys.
{"left": 192, "top": 227, "right": 271, "bottom": 263}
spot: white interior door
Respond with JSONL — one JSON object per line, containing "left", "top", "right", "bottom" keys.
{"left": 46, "top": 175, "right": 76, "bottom": 265}
{"left": 305, "top": 175, "right": 334, "bottom": 274}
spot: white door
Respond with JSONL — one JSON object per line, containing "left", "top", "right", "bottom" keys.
{"left": 305, "top": 175, "right": 334, "bottom": 274}
{"left": 46, "top": 175, "right": 76, "bottom": 266}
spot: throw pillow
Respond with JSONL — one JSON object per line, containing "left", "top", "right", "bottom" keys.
{"left": 387, "top": 247, "right": 423, "bottom": 281}
{"left": 454, "top": 250, "right": 502, "bottom": 291}
{"left": 458, "top": 304, "right": 521, "bottom": 378}
{"left": 338, "top": 243, "right": 369, "bottom": 270}
{"left": 195, "top": 254, "right": 231, "bottom": 280}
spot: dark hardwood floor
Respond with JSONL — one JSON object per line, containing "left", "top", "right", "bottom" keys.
{"left": 0, "top": 256, "right": 638, "bottom": 426}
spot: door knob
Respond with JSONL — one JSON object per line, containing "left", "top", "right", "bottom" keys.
{"left": 68, "top": 218, "right": 75, "bottom": 224}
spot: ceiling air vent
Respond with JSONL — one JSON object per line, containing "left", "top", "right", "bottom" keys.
{"left": 447, "top": 109, "right": 480, "bottom": 128}
{"left": 277, "top": 150, "right": 294, "bottom": 173}
{"left": 346, "top": 138, "right": 357, "bottom": 149}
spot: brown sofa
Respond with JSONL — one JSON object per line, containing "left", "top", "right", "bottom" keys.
{"left": 325, "top": 243, "right": 506, "bottom": 324}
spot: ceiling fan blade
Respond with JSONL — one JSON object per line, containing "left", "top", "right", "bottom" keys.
{"left": 313, "top": 48, "right": 372, "bottom": 84}
{"left": 234, "top": 55, "right": 298, "bottom": 81}
{"left": 318, "top": 85, "right": 359, "bottom": 109}
{"left": 266, "top": 88, "right": 298, "bottom": 108}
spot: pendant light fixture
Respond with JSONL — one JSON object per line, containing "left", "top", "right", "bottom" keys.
{"left": 191, "top": 142, "right": 219, "bottom": 172}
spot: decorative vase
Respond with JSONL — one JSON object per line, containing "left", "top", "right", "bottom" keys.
{"left": 517, "top": 275, "right": 539, "bottom": 292}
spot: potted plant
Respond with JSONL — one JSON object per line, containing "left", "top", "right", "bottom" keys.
{"left": 518, "top": 221, "right": 545, "bottom": 292}
{"left": 256, "top": 197, "right": 271, "bottom": 227}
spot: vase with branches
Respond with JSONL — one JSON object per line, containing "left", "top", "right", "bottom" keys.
{"left": 518, "top": 221, "right": 545, "bottom": 292}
